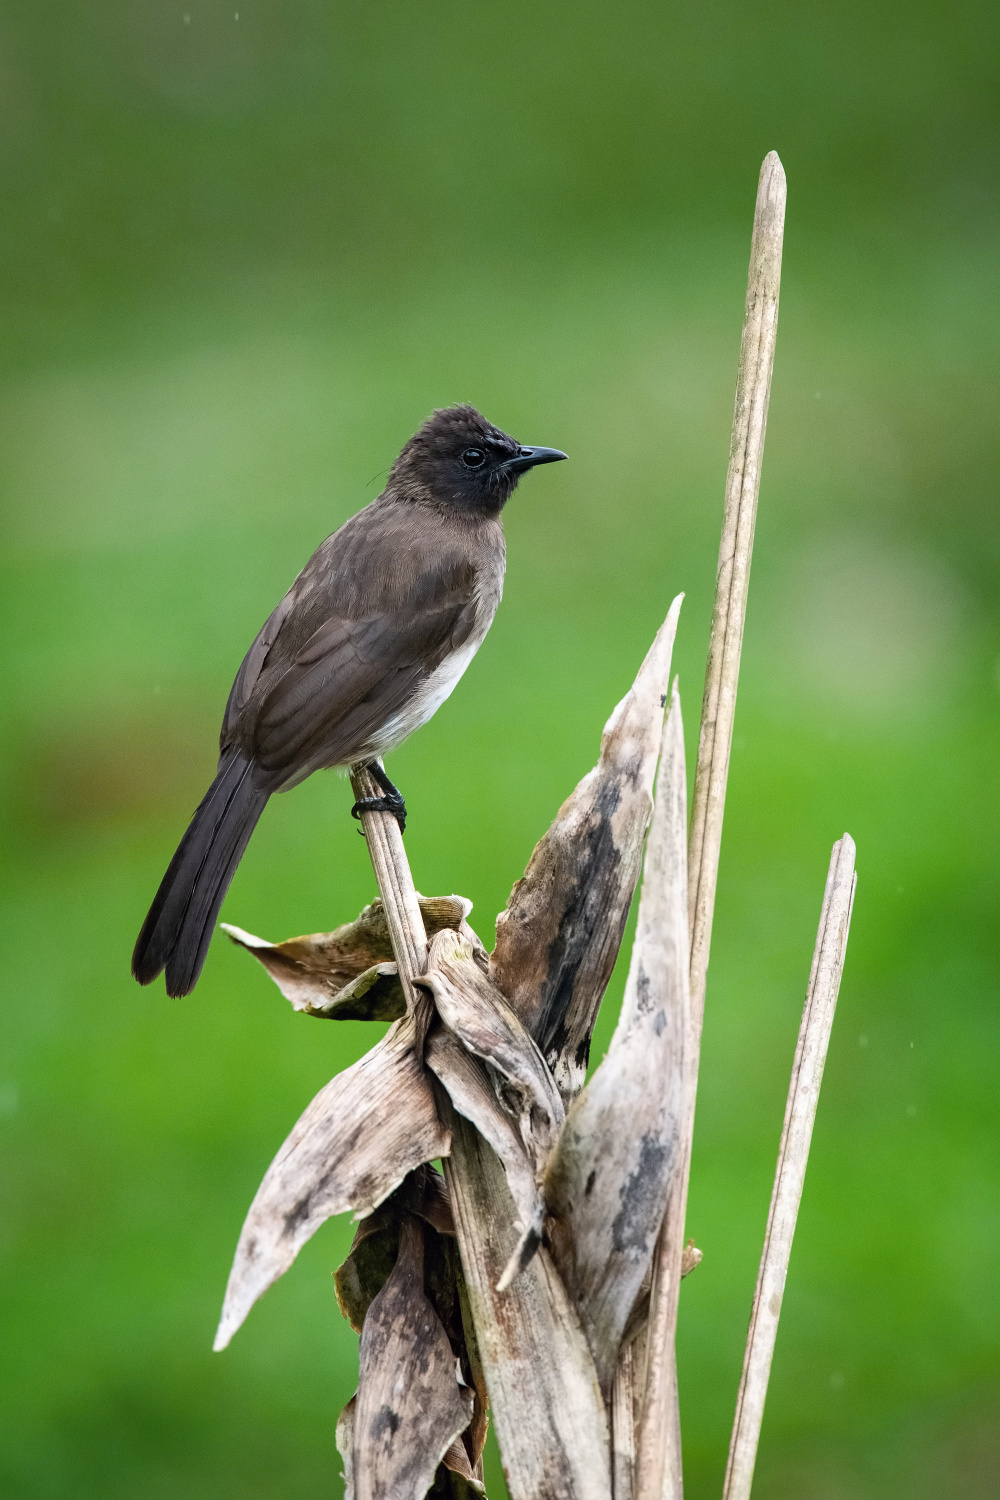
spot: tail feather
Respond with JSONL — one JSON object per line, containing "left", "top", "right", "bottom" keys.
{"left": 132, "top": 749, "right": 269, "bottom": 996}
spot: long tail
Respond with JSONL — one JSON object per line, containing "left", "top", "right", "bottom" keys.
{"left": 132, "top": 748, "right": 269, "bottom": 997}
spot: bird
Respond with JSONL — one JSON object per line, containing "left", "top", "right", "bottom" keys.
{"left": 132, "top": 404, "right": 566, "bottom": 997}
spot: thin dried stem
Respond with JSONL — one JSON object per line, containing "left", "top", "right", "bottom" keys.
{"left": 349, "top": 763, "right": 427, "bottom": 998}
{"left": 687, "top": 151, "right": 786, "bottom": 1024}
{"left": 643, "top": 151, "right": 786, "bottom": 1500}
{"left": 722, "top": 835, "right": 856, "bottom": 1500}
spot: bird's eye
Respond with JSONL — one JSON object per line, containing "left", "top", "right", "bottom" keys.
{"left": 461, "top": 447, "right": 486, "bottom": 469}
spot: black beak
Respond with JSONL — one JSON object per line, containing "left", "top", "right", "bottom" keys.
{"left": 503, "top": 445, "right": 568, "bottom": 475}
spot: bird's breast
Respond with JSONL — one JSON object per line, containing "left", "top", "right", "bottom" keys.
{"left": 361, "top": 584, "right": 499, "bottom": 759}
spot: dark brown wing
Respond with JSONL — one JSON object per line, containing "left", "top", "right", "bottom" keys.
{"left": 221, "top": 594, "right": 295, "bottom": 743}
{"left": 247, "top": 590, "right": 479, "bottom": 786}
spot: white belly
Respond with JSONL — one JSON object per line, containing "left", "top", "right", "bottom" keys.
{"left": 362, "top": 633, "right": 486, "bottom": 758}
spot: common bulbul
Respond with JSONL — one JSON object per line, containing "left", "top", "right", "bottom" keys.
{"left": 132, "top": 404, "right": 566, "bottom": 997}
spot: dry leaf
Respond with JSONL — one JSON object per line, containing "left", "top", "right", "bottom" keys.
{"left": 421, "top": 929, "right": 564, "bottom": 1163}
{"left": 544, "top": 683, "right": 689, "bottom": 1392}
{"left": 221, "top": 894, "right": 472, "bottom": 1017}
{"left": 214, "top": 1000, "right": 450, "bottom": 1350}
{"left": 335, "top": 1165, "right": 455, "bottom": 1335}
{"left": 681, "top": 1242, "right": 703, "bottom": 1278}
{"left": 443, "top": 1107, "right": 612, "bottom": 1500}
{"left": 425, "top": 1026, "right": 543, "bottom": 1280}
{"left": 491, "top": 596, "right": 683, "bottom": 1099}
{"left": 336, "top": 1395, "right": 357, "bottom": 1500}
{"left": 353, "top": 1215, "right": 474, "bottom": 1500}
{"left": 333, "top": 1165, "right": 488, "bottom": 1490}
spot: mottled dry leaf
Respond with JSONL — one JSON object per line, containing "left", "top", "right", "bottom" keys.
{"left": 334, "top": 1166, "right": 449, "bottom": 1334}
{"left": 214, "top": 1000, "right": 450, "bottom": 1350}
{"left": 221, "top": 894, "right": 472, "bottom": 1018}
{"left": 544, "top": 682, "right": 689, "bottom": 1393}
{"left": 336, "top": 1210, "right": 400, "bottom": 1335}
{"left": 491, "top": 595, "right": 683, "bottom": 1099}
{"left": 333, "top": 1165, "right": 488, "bottom": 1494}
{"left": 336, "top": 1395, "right": 357, "bottom": 1500}
{"left": 421, "top": 929, "right": 564, "bottom": 1163}
{"left": 442, "top": 1105, "right": 612, "bottom": 1500}
{"left": 425, "top": 1026, "right": 543, "bottom": 1280}
{"left": 263, "top": 951, "right": 404, "bottom": 1022}
{"left": 354, "top": 1215, "right": 474, "bottom": 1500}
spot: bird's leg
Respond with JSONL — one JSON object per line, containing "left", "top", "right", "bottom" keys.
{"left": 350, "top": 761, "right": 407, "bottom": 834}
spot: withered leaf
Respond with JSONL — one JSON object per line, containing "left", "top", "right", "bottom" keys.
{"left": 336, "top": 1167, "right": 488, "bottom": 1490}
{"left": 214, "top": 1000, "right": 450, "bottom": 1350}
{"left": 354, "top": 1215, "right": 474, "bottom": 1500}
{"left": 335, "top": 1166, "right": 456, "bottom": 1335}
{"left": 335, "top": 1205, "right": 401, "bottom": 1336}
{"left": 443, "top": 1107, "right": 612, "bottom": 1500}
{"left": 491, "top": 595, "right": 683, "bottom": 1099}
{"left": 221, "top": 894, "right": 472, "bottom": 1018}
{"left": 421, "top": 929, "right": 564, "bottom": 1164}
{"left": 425, "top": 1026, "right": 543, "bottom": 1288}
{"left": 544, "top": 682, "right": 689, "bottom": 1393}
{"left": 336, "top": 1395, "right": 357, "bottom": 1500}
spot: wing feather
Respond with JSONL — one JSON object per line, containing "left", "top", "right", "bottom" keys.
{"left": 219, "top": 498, "right": 501, "bottom": 791}
{"left": 248, "top": 585, "right": 481, "bottom": 786}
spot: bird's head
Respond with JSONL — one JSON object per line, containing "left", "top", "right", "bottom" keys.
{"left": 388, "top": 405, "right": 566, "bottom": 515}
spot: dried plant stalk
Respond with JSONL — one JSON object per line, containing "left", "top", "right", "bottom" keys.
{"left": 643, "top": 151, "right": 787, "bottom": 1500}
{"left": 688, "top": 150, "right": 786, "bottom": 1020}
{"left": 350, "top": 763, "right": 428, "bottom": 999}
{"left": 442, "top": 1107, "right": 612, "bottom": 1500}
{"left": 722, "top": 835, "right": 856, "bottom": 1500}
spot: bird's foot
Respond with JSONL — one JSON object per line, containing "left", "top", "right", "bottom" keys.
{"left": 351, "top": 793, "right": 407, "bottom": 834}
{"left": 351, "top": 763, "right": 407, "bottom": 834}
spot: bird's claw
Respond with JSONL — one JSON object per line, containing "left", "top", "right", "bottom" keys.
{"left": 351, "top": 794, "right": 407, "bottom": 835}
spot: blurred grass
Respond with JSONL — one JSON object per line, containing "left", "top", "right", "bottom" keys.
{"left": 1, "top": 3, "right": 998, "bottom": 1497}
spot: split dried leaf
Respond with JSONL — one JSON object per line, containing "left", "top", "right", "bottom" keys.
{"left": 421, "top": 928, "right": 565, "bottom": 1164}
{"left": 335, "top": 1165, "right": 456, "bottom": 1334}
{"left": 491, "top": 595, "right": 683, "bottom": 1099}
{"left": 214, "top": 995, "right": 449, "bottom": 1350}
{"left": 425, "top": 1026, "right": 544, "bottom": 1288}
{"left": 544, "top": 682, "right": 690, "bottom": 1392}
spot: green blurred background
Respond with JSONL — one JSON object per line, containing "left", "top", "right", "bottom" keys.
{"left": 1, "top": 2, "right": 998, "bottom": 1496}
